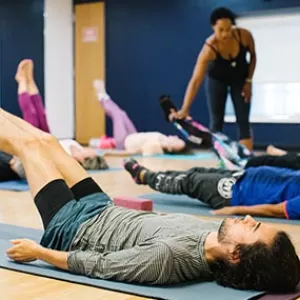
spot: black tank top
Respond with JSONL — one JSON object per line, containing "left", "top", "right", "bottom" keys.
{"left": 207, "top": 29, "right": 249, "bottom": 84}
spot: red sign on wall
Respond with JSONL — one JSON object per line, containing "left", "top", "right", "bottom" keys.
{"left": 82, "top": 27, "right": 98, "bottom": 43}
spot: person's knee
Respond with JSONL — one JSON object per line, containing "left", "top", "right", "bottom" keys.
{"left": 37, "top": 132, "right": 59, "bottom": 150}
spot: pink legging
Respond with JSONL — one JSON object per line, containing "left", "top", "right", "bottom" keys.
{"left": 18, "top": 93, "right": 50, "bottom": 133}
{"left": 100, "top": 97, "right": 137, "bottom": 149}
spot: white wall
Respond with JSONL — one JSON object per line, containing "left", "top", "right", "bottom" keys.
{"left": 44, "top": 0, "right": 74, "bottom": 138}
{"left": 238, "top": 12, "right": 300, "bottom": 83}
{"left": 225, "top": 11, "right": 300, "bottom": 123}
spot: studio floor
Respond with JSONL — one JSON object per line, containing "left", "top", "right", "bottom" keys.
{"left": 1, "top": 154, "right": 300, "bottom": 300}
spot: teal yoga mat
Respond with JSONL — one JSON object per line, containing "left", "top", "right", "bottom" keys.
{"left": 96, "top": 149, "right": 215, "bottom": 160}
{"left": 0, "top": 168, "right": 123, "bottom": 191}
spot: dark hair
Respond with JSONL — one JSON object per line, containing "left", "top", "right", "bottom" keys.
{"left": 210, "top": 231, "right": 300, "bottom": 292}
{"left": 81, "top": 156, "right": 108, "bottom": 170}
{"left": 210, "top": 7, "right": 237, "bottom": 26}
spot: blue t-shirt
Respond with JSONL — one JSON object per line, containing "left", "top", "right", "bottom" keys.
{"left": 231, "top": 166, "right": 300, "bottom": 219}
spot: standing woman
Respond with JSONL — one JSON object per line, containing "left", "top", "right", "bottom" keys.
{"left": 172, "top": 7, "right": 256, "bottom": 150}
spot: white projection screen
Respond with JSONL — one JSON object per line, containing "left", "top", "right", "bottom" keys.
{"left": 225, "top": 10, "right": 300, "bottom": 123}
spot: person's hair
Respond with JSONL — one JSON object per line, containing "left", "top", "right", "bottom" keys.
{"left": 81, "top": 156, "right": 108, "bottom": 170}
{"left": 163, "top": 147, "right": 188, "bottom": 155}
{"left": 210, "top": 231, "right": 300, "bottom": 292}
{"left": 210, "top": 7, "right": 237, "bottom": 26}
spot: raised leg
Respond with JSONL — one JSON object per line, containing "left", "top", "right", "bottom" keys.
{"left": 0, "top": 109, "right": 89, "bottom": 193}
{"left": 16, "top": 60, "right": 40, "bottom": 128}
{"left": 26, "top": 60, "right": 50, "bottom": 132}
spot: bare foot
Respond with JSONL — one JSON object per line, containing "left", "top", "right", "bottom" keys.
{"left": 15, "top": 59, "right": 30, "bottom": 82}
{"left": 266, "top": 145, "right": 287, "bottom": 156}
{"left": 24, "top": 59, "right": 34, "bottom": 82}
{"left": 93, "top": 79, "right": 110, "bottom": 101}
{"left": 93, "top": 79, "right": 106, "bottom": 94}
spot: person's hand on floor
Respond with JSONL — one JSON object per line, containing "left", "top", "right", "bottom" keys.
{"left": 211, "top": 206, "right": 237, "bottom": 216}
{"left": 6, "top": 239, "right": 43, "bottom": 262}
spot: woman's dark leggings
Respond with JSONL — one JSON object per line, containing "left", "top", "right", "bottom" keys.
{"left": 245, "top": 153, "right": 300, "bottom": 170}
{"left": 205, "top": 76, "right": 251, "bottom": 140}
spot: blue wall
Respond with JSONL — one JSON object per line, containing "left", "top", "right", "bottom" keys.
{"left": 105, "top": 0, "right": 300, "bottom": 148}
{"left": 0, "top": 0, "right": 44, "bottom": 117}
{"left": 2, "top": 0, "right": 300, "bottom": 147}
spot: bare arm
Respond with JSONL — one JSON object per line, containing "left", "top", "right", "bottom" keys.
{"left": 212, "top": 202, "right": 285, "bottom": 218}
{"left": 240, "top": 29, "right": 257, "bottom": 102}
{"left": 244, "top": 30, "right": 257, "bottom": 80}
{"left": 178, "top": 45, "right": 215, "bottom": 116}
{"left": 7, "top": 239, "right": 173, "bottom": 284}
{"left": 6, "top": 239, "right": 69, "bottom": 270}
{"left": 38, "top": 247, "right": 69, "bottom": 270}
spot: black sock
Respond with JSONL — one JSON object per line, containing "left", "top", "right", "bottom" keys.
{"left": 124, "top": 158, "right": 147, "bottom": 184}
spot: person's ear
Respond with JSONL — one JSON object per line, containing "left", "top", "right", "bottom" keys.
{"left": 228, "top": 246, "right": 240, "bottom": 264}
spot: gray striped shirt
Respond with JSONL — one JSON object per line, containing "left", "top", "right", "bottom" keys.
{"left": 67, "top": 205, "right": 221, "bottom": 284}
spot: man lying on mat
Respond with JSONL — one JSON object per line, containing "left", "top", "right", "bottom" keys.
{"left": 124, "top": 158, "right": 300, "bottom": 219}
{"left": 2, "top": 108, "right": 299, "bottom": 293}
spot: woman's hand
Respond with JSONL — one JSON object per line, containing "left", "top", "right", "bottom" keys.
{"left": 6, "top": 239, "right": 43, "bottom": 263}
{"left": 241, "top": 82, "right": 252, "bottom": 103}
{"left": 169, "top": 108, "right": 191, "bottom": 121}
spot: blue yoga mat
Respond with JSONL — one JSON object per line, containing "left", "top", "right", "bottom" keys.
{"left": 0, "top": 223, "right": 263, "bottom": 300}
{"left": 139, "top": 193, "right": 300, "bottom": 225}
{"left": 0, "top": 168, "right": 123, "bottom": 192}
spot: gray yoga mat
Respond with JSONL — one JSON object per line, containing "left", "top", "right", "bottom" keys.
{"left": 0, "top": 223, "right": 264, "bottom": 300}
{"left": 139, "top": 193, "right": 300, "bottom": 225}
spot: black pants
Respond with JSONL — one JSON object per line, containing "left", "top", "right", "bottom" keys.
{"left": 34, "top": 177, "right": 103, "bottom": 228}
{"left": 246, "top": 153, "right": 300, "bottom": 170}
{"left": 145, "top": 167, "right": 238, "bottom": 209}
{"left": 205, "top": 77, "right": 251, "bottom": 140}
{"left": 0, "top": 151, "right": 20, "bottom": 182}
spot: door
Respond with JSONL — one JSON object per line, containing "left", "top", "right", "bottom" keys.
{"left": 75, "top": 1, "right": 105, "bottom": 144}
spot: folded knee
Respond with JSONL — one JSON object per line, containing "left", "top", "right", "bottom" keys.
{"left": 30, "top": 132, "right": 57, "bottom": 150}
